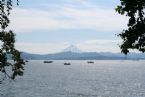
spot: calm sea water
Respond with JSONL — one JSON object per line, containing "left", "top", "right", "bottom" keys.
{"left": 1, "top": 60, "right": 145, "bottom": 97}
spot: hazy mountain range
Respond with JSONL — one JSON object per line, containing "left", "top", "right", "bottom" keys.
{"left": 20, "top": 45, "right": 145, "bottom": 60}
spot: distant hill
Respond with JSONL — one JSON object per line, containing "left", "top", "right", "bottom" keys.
{"left": 20, "top": 51, "right": 145, "bottom": 60}
{"left": 14, "top": 45, "right": 144, "bottom": 60}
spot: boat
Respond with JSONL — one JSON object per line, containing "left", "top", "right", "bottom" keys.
{"left": 44, "top": 61, "right": 53, "bottom": 63}
{"left": 87, "top": 61, "right": 94, "bottom": 64}
{"left": 25, "top": 60, "right": 29, "bottom": 62}
{"left": 64, "top": 63, "right": 71, "bottom": 65}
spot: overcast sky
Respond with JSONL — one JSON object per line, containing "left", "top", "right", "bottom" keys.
{"left": 9, "top": 0, "right": 128, "bottom": 54}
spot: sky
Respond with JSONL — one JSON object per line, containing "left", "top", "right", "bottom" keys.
{"left": 9, "top": 0, "right": 128, "bottom": 54}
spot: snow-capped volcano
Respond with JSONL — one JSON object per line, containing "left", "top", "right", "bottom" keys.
{"left": 62, "top": 45, "right": 82, "bottom": 53}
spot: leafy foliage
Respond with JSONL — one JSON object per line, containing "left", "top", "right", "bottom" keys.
{"left": 0, "top": 0, "right": 25, "bottom": 82}
{"left": 116, "top": 0, "right": 145, "bottom": 54}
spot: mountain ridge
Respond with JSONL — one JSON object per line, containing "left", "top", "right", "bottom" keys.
{"left": 20, "top": 51, "right": 145, "bottom": 60}
{"left": 17, "top": 45, "right": 145, "bottom": 60}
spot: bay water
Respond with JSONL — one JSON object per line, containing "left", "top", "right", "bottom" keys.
{"left": 1, "top": 60, "right": 145, "bottom": 97}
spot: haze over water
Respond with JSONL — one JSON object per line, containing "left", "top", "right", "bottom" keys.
{"left": 1, "top": 60, "right": 145, "bottom": 97}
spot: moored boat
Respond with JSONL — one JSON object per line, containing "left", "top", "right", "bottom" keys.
{"left": 64, "top": 63, "right": 71, "bottom": 65}
{"left": 44, "top": 61, "right": 53, "bottom": 63}
{"left": 87, "top": 61, "right": 94, "bottom": 64}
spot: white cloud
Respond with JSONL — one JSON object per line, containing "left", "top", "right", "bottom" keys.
{"left": 15, "top": 42, "right": 70, "bottom": 54}
{"left": 9, "top": 4, "right": 128, "bottom": 33}
{"left": 77, "top": 39, "right": 121, "bottom": 53}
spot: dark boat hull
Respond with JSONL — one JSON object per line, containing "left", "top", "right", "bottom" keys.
{"left": 44, "top": 61, "right": 53, "bottom": 63}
